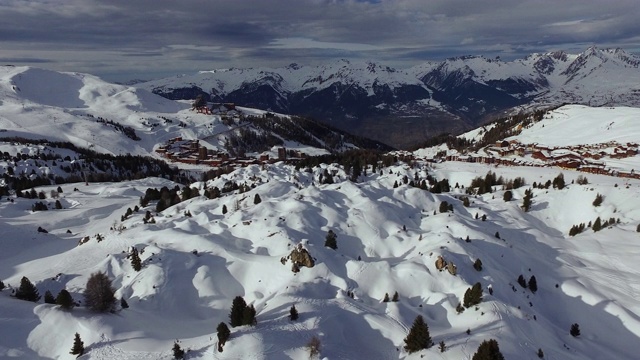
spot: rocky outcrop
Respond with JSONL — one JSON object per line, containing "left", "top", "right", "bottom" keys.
{"left": 288, "top": 244, "right": 315, "bottom": 273}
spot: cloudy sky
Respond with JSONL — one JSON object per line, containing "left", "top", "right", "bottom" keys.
{"left": 1, "top": 0, "right": 639, "bottom": 82}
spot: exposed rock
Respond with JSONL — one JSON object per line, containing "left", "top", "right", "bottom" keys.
{"left": 447, "top": 262, "right": 457, "bottom": 276}
{"left": 435, "top": 255, "right": 446, "bottom": 270}
{"left": 288, "top": 244, "right": 315, "bottom": 271}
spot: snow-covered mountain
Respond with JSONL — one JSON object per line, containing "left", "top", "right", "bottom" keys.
{"left": 1, "top": 65, "right": 640, "bottom": 359}
{"left": 138, "top": 47, "right": 640, "bottom": 148}
{"left": 0, "top": 66, "right": 389, "bottom": 160}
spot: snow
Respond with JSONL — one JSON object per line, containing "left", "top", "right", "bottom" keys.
{"left": 1, "top": 65, "right": 640, "bottom": 360}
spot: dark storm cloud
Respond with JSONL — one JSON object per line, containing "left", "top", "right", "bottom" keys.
{"left": 1, "top": 0, "right": 638, "bottom": 81}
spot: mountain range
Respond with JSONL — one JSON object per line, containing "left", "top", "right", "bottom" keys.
{"left": 139, "top": 47, "right": 640, "bottom": 148}
{"left": 1, "top": 61, "right": 640, "bottom": 359}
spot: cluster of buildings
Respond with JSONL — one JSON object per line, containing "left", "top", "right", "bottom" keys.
{"left": 155, "top": 137, "right": 306, "bottom": 167}
{"left": 442, "top": 140, "right": 640, "bottom": 179}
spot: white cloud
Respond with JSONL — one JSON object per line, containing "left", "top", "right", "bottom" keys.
{"left": 268, "top": 37, "right": 382, "bottom": 51}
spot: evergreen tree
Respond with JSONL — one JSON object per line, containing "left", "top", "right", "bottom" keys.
{"left": 522, "top": 188, "right": 533, "bottom": 212}
{"left": 56, "top": 289, "right": 75, "bottom": 310}
{"left": 503, "top": 190, "right": 513, "bottom": 202}
{"left": 242, "top": 304, "right": 257, "bottom": 326}
{"left": 592, "top": 193, "right": 604, "bottom": 207}
{"left": 0, "top": 279, "right": 4, "bottom": 291}
{"left": 463, "top": 282, "right": 483, "bottom": 308}
{"left": 222, "top": 204, "right": 228, "bottom": 214}
{"left": 84, "top": 272, "right": 115, "bottom": 312}
{"left": 570, "top": 323, "right": 581, "bottom": 337}
{"left": 439, "top": 340, "right": 446, "bottom": 352}
{"left": 403, "top": 315, "right": 433, "bottom": 353}
{"left": 253, "top": 193, "right": 262, "bottom": 204}
{"left": 120, "top": 297, "right": 129, "bottom": 309}
{"left": 229, "top": 296, "right": 247, "bottom": 327}
{"left": 517, "top": 274, "right": 528, "bottom": 288}
{"left": 439, "top": 201, "right": 450, "bottom": 213}
{"left": 217, "top": 322, "right": 231, "bottom": 351}
{"left": 44, "top": 290, "right": 56, "bottom": 304}
{"left": 324, "top": 229, "right": 338, "bottom": 250}
{"left": 537, "top": 348, "right": 544, "bottom": 358}
{"left": 392, "top": 291, "right": 399, "bottom": 302}
{"left": 472, "top": 339, "right": 505, "bottom": 360}
{"left": 15, "top": 276, "right": 40, "bottom": 302}
{"left": 69, "top": 333, "right": 84, "bottom": 357}
{"left": 383, "top": 292, "right": 390, "bottom": 302}
{"left": 130, "top": 247, "right": 142, "bottom": 272}
{"left": 289, "top": 304, "right": 299, "bottom": 321}
{"left": 172, "top": 341, "right": 185, "bottom": 359}
{"left": 528, "top": 275, "right": 538, "bottom": 293}
{"left": 55, "top": 200, "right": 62, "bottom": 209}
{"left": 552, "top": 173, "right": 565, "bottom": 190}
{"left": 473, "top": 259, "right": 483, "bottom": 271}
{"left": 592, "top": 217, "right": 602, "bottom": 232}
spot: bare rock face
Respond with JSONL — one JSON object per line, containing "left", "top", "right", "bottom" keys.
{"left": 435, "top": 255, "right": 446, "bottom": 270}
{"left": 288, "top": 244, "right": 315, "bottom": 272}
{"left": 446, "top": 262, "right": 457, "bottom": 276}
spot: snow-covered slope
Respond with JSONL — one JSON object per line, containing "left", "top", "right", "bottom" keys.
{"left": 1, "top": 159, "right": 640, "bottom": 359}
{"left": 0, "top": 66, "right": 381, "bottom": 159}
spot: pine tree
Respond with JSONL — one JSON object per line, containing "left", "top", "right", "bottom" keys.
{"left": 592, "top": 193, "right": 604, "bottom": 207}
{"left": 472, "top": 339, "right": 505, "bottom": 360}
{"left": 253, "top": 193, "right": 262, "bottom": 204}
{"left": 69, "top": 333, "right": 84, "bottom": 357}
{"left": 592, "top": 217, "right": 602, "bottom": 232}
{"left": 15, "top": 276, "right": 40, "bottom": 302}
{"left": 217, "top": 322, "right": 231, "bottom": 351}
{"left": 383, "top": 292, "right": 390, "bottom": 302}
{"left": 229, "top": 296, "right": 247, "bottom": 327}
{"left": 403, "top": 315, "right": 433, "bottom": 353}
{"left": 44, "top": 290, "right": 56, "bottom": 304}
{"left": 392, "top": 291, "right": 399, "bottom": 302}
{"left": 439, "top": 340, "right": 446, "bottom": 352}
{"left": 517, "top": 274, "right": 528, "bottom": 288}
{"left": 130, "top": 247, "right": 142, "bottom": 272}
{"left": 522, "top": 188, "right": 533, "bottom": 212}
{"left": 242, "top": 304, "right": 257, "bottom": 326}
{"left": 528, "top": 275, "right": 538, "bottom": 293}
{"left": 84, "top": 272, "right": 115, "bottom": 312}
{"left": 503, "top": 190, "right": 513, "bottom": 202}
{"left": 463, "top": 282, "right": 483, "bottom": 308}
{"left": 0, "top": 279, "right": 4, "bottom": 291}
{"left": 570, "top": 323, "right": 581, "bottom": 337}
{"left": 324, "top": 229, "right": 337, "bottom": 250}
{"left": 56, "top": 289, "right": 75, "bottom": 310}
{"left": 552, "top": 173, "right": 565, "bottom": 190}
{"left": 222, "top": 204, "right": 228, "bottom": 215}
{"left": 473, "top": 259, "right": 483, "bottom": 271}
{"left": 172, "top": 341, "right": 185, "bottom": 359}
{"left": 289, "top": 304, "right": 299, "bottom": 321}
{"left": 537, "top": 348, "right": 544, "bottom": 358}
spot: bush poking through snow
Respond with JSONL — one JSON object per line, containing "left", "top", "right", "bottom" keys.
{"left": 172, "top": 341, "right": 185, "bottom": 359}
{"left": 84, "top": 272, "right": 116, "bottom": 312}
{"left": 307, "top": 336, "right": 321, "bottom": 358}
{"left": 570, "top": 323, "right": 581, "bottom": 337}
{"left": 473, "top": 259, "right": 483, "bottom": 271}
{"left": 324, "top": 229, "right": 338, "bottom": 250}
{"left": 289, "top": 304, "right": 299, "bottom": 321}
